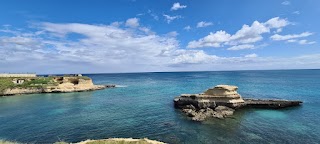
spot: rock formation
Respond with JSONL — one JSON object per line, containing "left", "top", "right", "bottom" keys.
{"left": 174, "top": 84, "right": 302, "bottom": 122}
{"left": 174, "top": 85, "right": 245, "bottom": 109}
{"left": 77, "top": 138, "right": 166, "bottom": 144}
{"left": 0, "top": 75, "right": 115, "bottom": 96}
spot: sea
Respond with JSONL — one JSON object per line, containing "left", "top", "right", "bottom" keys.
{"left": 0, "top": 70, "right": 320, "bottom": 144}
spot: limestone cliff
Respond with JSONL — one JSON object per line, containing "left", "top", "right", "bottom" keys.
{"left": 0, "top": 76, "right": 115, "bottom": 96}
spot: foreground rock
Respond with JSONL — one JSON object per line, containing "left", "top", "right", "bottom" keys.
{"left": 0, "top": 138, "right": 166, "bottom": 144}
{"left": 174, "top": 85, "right": 302, "bottom": 121}
{"left": 77, "top": 138, "right": 166, "bottom": 144}
{"left": 0, "top": 75, "right": 115, "bottom": 96}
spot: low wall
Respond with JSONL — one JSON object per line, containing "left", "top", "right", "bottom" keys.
{"left": 0, "top": 73, "right": 36, "bottom": 77}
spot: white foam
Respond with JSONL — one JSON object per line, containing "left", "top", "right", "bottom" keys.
{"left": 115, "top": 85, "right": 128, "bottom": 88}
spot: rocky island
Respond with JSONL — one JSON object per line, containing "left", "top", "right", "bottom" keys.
{"left": 174, "top": 85, "right": 302, "bottom": 121}
{"left": 0, "top": 73, "right": 115, "bottom": 96}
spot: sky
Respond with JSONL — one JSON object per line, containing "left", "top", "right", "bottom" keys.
{"left": 0, "top": 0, "right": 319, "bottom": 74}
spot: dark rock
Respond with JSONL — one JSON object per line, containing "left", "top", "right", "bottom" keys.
{"left": 215, "top": 106, "right": 234, "bottom": 116}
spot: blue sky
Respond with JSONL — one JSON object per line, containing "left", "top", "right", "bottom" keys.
{"left": 0, "top": 0, "right": 319, "bottom": 74}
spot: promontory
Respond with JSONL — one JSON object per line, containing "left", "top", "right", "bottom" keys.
{"left": 0, "top": 73, "right": 115, "bottom": 96}
{"left": 174, "top": 85, "right": 302, "bottom": 121}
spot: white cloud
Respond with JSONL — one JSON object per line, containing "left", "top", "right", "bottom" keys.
{"left": 184, "top": 25, "right": 191, "bottom": 31}
{"left": 1, "top": 20, "right": 319, "bottom": 73}
{"left": 244, "top": 53, "right": 258, "bottom": 58}
{"left": 139, "top": 27, "right": 154, "bottom": 35}
{"left": 166, "top": 31, "right": 179, "bottom": 37}
{"left": 111, "top": 21, "right": 123, "bottom": 27}
{"left": 187, "top": 17, "right": 313, "bottom": 49}
{"left": 125, "top": 17, "right": 139, "bottom": 27}
{"left": 187, "top": 30, "right": 231, "bottom": 48}
{"left": 171, "top": 2, "right": 187, "bottom": 11}
{"left": 270, "top": 32, "right": 313, "bottom": 41}
{"left": 298, "top": 40, "right": 316, "bottom": 45}
{"left": 188, "top": 17, "right": 286, "bottom": 48}
{"left": 163, "top": 14, "right": 182, "bottom": 23}
{"left": 227, "top": 44, "right": 255, "bottom": 51}
{"left": 264, "top": 17, "right": 290, "bottom": 29}
{"left": 229, "top": 21, "right": 269, "bottom": 44}
{"left": 282, "top": 1, "right": 290, "bottom": 5}
{"left": 286, "top": 39, "right": 315, "bottom": 45}
{"left": 293, "top": 11, "right": 300, "bottom": 15}
{"left": 275, "top": 28, "right": 282, "bottom": 33}
{"left": 287, "top": 39, "right": 297, "bottom": 43}
{"left": 0, "top": 22, "right": 183, "bottom": 73}
{"left": 196, "top": 21, "right": 213, "bottom": 28}
{"left": 171, "top": 50, "right": 218, "bottom": 64}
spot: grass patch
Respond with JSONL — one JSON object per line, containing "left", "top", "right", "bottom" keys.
{"left": 0, "top": 78, "right": 15, "bottom": 92}
{"left": 17, "top": 77, "right": 54, "bottom": 88}
{"left": 74, "top": 76, "right": 91, "bottom": 80}
{"left": 0, "top": 77, "right": 56, "bottom": 93}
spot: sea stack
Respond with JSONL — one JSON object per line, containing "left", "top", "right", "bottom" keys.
{"left": 174, "top": 85, "right": 245, "bottom": 109}
{"left": 174, "top": 84, "right": 302, "bottom": 121}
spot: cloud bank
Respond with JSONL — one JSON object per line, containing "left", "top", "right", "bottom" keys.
{"left": 0, "top": 17, "right": 319, "bottom": 74}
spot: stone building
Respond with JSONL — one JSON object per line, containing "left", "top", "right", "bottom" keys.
{"left": 12, "top": 79, "right": 26, "bottom": 84}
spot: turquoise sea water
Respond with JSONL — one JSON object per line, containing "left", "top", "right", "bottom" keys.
{"left": 0, "top": 70, "right": 320, "bottom": 144}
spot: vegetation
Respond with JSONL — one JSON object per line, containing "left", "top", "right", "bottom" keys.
{"left": 0, "top": 78, "right": 15, "bottom": 92}
{"left": 0, "top": 76, "right": 93, "bottom": 95}
{"left": 75, "top": 76, "right": 91, "bottom": 80}
{"left": 0, "top": 77, "right": 55, "bottom": 93}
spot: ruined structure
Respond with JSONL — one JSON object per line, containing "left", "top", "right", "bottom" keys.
{"left": 12, "top": 78, "right": 26, "bottom": 84}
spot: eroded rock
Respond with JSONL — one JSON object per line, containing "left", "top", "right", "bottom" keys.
{"left": 181, "top": 105, "right": 235, "bottom": 121}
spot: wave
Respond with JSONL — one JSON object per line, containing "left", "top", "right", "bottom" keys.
{"left": 115, "top": 85, "right": 128, "bottom": 88}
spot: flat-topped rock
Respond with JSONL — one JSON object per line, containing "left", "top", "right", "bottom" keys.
{"left": 244, "top": 98, "right": 303, "bottom": 109}
{"left": 175, "top": 85, "right": 245, "bottom": 109}
{"left": 174, "top": 84, "right": 303, "bottom": 122}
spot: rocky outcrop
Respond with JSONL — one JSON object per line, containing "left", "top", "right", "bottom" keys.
{"left": 174, "top": 85, "right": 303, "bottom": 122}
{"left": 174, "top": 85, "right": 246, "bottom": 109}
{"left": 182, "top": 105, "right": 235, "bottom": 121}
{"left": 77, "top": 138, "right": 166, "bottom": 144}
{"left": 0, "top": 76, "right": 115, "bottom": 96}
{"left": 244, "top": 98, "right": 302, "bottom": 109}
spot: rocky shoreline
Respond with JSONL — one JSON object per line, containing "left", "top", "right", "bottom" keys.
{"left": 0, "top": 75, "right": 115, "bottom": 96}
{"left": 174, "top": 85, "right": 303, "bottom": 121}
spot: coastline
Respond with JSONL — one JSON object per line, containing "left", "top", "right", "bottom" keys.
{"left": 0, "top": 75, "right": 115, "bottom": 96}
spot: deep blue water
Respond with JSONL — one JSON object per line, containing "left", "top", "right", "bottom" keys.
{"left": 0, "top": 70, "right": 320, "bottom": 144}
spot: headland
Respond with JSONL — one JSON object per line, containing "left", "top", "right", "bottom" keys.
{"left": 0, "top": 73, "right": 115, "bottom": 96}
